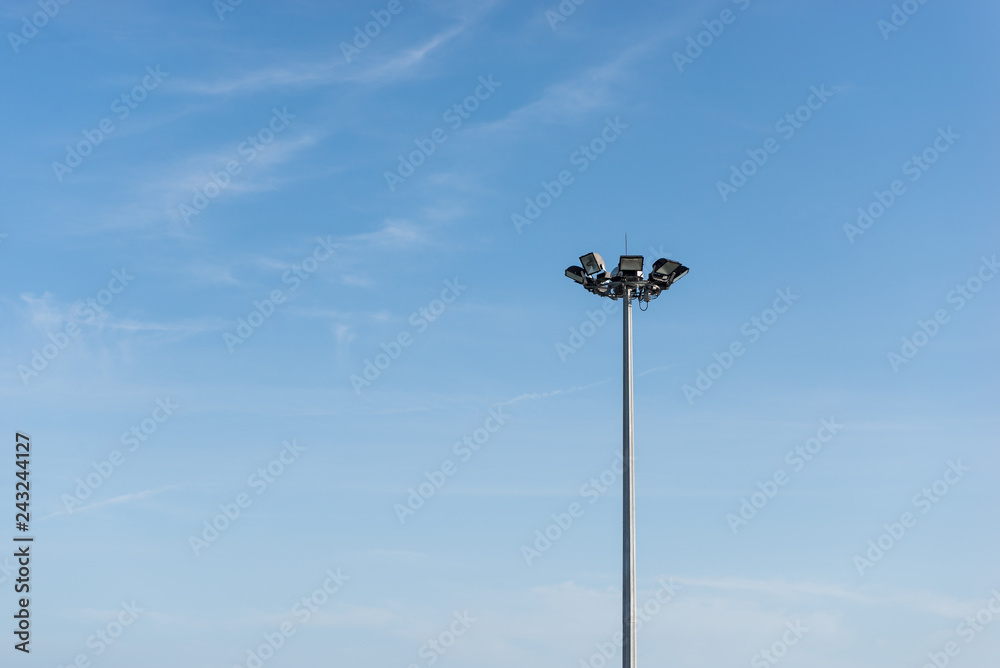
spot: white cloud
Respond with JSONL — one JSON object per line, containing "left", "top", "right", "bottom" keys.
{"left": 41, "top": 485, "right": 180, "bottom": 520}
{"left": 500, "top": 378, "right": 612, "bottom": 406}
{"left": 170, "top": 23, "right": 469, "bottom": 97}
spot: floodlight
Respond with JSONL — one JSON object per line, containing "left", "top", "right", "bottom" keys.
{"left": 650, "top": 258, "right": 689, "bottom": 285}
{"left": 565, "top": 266, "right": 588, "bottom": 284}
{"left": 618, "top": 255, "right": 644, "bottom": 276}
{"left": 580, "top": 252, "right": 606, "bottom": 276}
{"left": 651, "top": 258, "right": 681, "bottom": 278}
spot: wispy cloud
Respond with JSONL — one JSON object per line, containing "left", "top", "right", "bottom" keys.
{"left": 172, "top": 63, "right": 344, "bottom": 96}
{"left": 500, "top": 378, "right": 612, "bottom": 406}
{"left": 166, "top": 0, "right": 504, "bottom": 100}
{"left": 472, "top": 39, "right": 656, "bottom": 136}
{"left": 351, "top": 25, "right": 467, "bottom": 84}
{"left": 171, "top": 23, "right": 469, "bottom": 97}
{"left": 13, "top": 290, "right": 224, "bottom": 340}
{"left": 103, "top": 130, "right": 321, "bottom": 231}
{"left": 105, "top": 317, "right": 226, "bottom": 335}
{"left": 676, "top": 575, "right": 972, "bottom": 618}
{"left": 676, "top": 575, "right": 878, "bottom": 605}
{"left": 344, "top": 218, "right": 429, "bottom": 248}
{"left": 637, "top": 364, "right": 675, "bottom": 377}
{"left": 17, "top": 292, "right": 66, "bottom": 332}
{"left": 41, "top": 485, "right": 180, "bottom": 520}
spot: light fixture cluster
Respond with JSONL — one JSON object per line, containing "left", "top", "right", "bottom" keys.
{"left": 565, "top": 252, "right": 689, "bottom": 302}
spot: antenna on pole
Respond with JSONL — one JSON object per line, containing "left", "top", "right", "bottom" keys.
{"left": 625, "top": 233, "right": 628, "bottom": 255}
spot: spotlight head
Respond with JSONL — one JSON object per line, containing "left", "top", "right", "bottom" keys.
{"left": 650, "top": 258, "right": 689, "bottom": 286}
{"left": 565, "top": 266, "right": 588, "bottom": 285}
{"left": 579, "top": 252, "right": 606, "bottom": 276}
{"left": 651, "top": 258, "right": 680, "bottom": 277}
{"left": 617, "top": 255, "right": 644, "bottom": 277}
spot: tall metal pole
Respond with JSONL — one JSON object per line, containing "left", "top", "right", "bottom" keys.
{"left": 566, "top": 251, "right": 689, "bottom": 667}
{"left": 622, "top": 286, "right": 637, "bottom": 668}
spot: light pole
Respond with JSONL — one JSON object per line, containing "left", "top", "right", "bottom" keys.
{"left": 565, "top": 252, "right": 689, "bottom": 668}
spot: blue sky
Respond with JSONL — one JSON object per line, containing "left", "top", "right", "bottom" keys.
{"left": 1, "top": 0, "right": 999, "bottom": 666}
